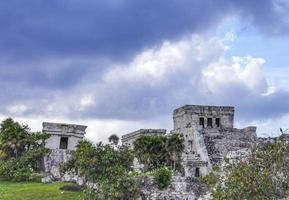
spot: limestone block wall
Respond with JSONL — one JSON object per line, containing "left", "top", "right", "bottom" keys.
{"left": 42, "top": 149, "right": 73, "bottom": 182}
{"left": 42, "top": 122, "right": 87, "bottom": 182}
{"left": 43, "top": 122, "right": 86, "bottom": 151}
{"left": 173, "top": 105, "right": 235, "bottom": 130}
{"left": 141, "top": 176, "right": 206, "bottom": 200}
{"left": 45, "top": 135, "right": 82, "bottom": 151}
{"left": 203, "top": 126, "right": 257, "bottom": 166}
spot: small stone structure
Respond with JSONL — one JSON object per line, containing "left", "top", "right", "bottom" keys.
{"left": 122, "top": 129, "right": 166, "bottom": 148}
{"left": 42, "top": 122, "right": 87, "bottom": 182}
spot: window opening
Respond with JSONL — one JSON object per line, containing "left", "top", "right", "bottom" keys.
{"left": 60, "top": 137, "right": 68, "bottom": 149}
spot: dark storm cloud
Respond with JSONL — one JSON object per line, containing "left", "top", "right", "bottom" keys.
{"left": 0, "top": 0, "right": 287, "bottom": 61}
{"left": 0, "top": 0, "right": 226, "bottom": 60}
{"left": 0, "top": 0, "right": 289, "bottom": 124}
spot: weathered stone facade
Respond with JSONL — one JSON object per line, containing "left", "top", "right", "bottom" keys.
{"left": 141, "top": 176, "right": 206, "bottom": 200}
{"left": 42, "top": 122, "right": 87, "bottom": 182}
{"left": 122, "top": 105, "right": 257, "bottom": 178}
{"left": 40, "top": 104, "right": 258, "bottom": 199}
{"left": 173, "top": 105, "right": 257, "bottom": 177}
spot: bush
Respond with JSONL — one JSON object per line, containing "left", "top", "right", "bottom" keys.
{"left": 61, "top": 140, "right": 141, "bottom": 199}
{"left": 153, "top": 167, "right": 172, "bottom": 190}
{"left": 0, "top": 148, "right": 48, "bottom": 182}
{"left": 59, "top": 184, "right": 82, "bottom": 191}
{"left": 203, "top": 140, "right": 289, "bottom": 200}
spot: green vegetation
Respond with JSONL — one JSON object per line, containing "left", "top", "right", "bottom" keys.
{"left": 134, "top": 133, "right": 184, "bottom": 172}
{"left": 0, "top": 117, "right": 184, "bottom": 198}
{"left": 153, "top": 166, "right": 172, "bottom": 190}
{"left": 0, "top": 180, "right": 81, "bottom": 200}
{"left": 202, "top": 140, "right": 289, "bottom": 200}
{"left": 61, "top": 133, "right": 184, "bottom": 198}
{"left": 0, "top": 118, "right": 49, "bottom": 181}
{"left": 108, "top": 134, "right": 120, "bottom": 146}
{"left": 61, "top": 138, "right": 140, "bottom": 199}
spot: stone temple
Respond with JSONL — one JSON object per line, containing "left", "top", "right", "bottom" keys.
{"left": 41, "top": 104, "right": 257, "bottom": 197}
{"left": 41, "top": 105, "right": 259, "bottom": 199}
{"left": 122, "top": 105, "right": 257, "bottom": 177}
{"left": 42, "top": 122, "right": 87, "bottom": 182}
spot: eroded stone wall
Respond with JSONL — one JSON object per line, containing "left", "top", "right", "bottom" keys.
{"left": 141, "top": 176, "right": 207, "bottom": 200}
{"left": 42, "top": 122, "right": 87, "bottom": 182}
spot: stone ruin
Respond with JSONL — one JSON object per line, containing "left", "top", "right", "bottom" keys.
{"left": 122, "top": 105, "right": 257, "bottom": 178}
{"left": 41, "top": 104, "right": 259, "bottom": 199}
{"left": 172, "top": 105, "right": 257, "bottom": 177}
{"left": 121, "top": 105, "right": 257, "bottom": 199}
{"left": 42, "top": 122, "right": 87, "bottom": 182}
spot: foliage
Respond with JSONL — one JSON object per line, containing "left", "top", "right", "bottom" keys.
{"left": 61, "top": 139, "right": 140, "bottom": 199}
{"left": 94, "top": 174, "right": 141, "bottom": 200}
{"left": 0, "top": 118, "right": 49, "bottom": 181}
{"left": 0, "top": 147, "right": 49, "bottom": 181}
{"left": 133, "top": 133, "right": 184, "bottom": 172}
{"left": 153, "top": 166, "right": 172, "bottom": 190}
{"left": 203, "top": 140, "right": 289, "bottom": 200}
{"left": 108, "top": 134, "right": 120, "bottom": 146}
{"left": 0, "top": 118, "right": 48, "bottom": 159}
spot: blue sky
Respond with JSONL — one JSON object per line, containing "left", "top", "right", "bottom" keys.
{"left": 0, "top": 0, "right": 289, "bottom": 141}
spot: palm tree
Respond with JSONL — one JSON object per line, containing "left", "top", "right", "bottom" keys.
{"left": 166, "top": 133, "right": 184, "bottom": 172}
{"left": 108, "top": 134, "right": 119, "bottom": 146}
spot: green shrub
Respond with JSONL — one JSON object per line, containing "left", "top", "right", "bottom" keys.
{"left": 61, "top": 140, "right": 141, "bottom": 199}
{"left": 133, "top": 133, "right": 184, "bottom": 172}
{"left": 0, "top": 118, "right": 49, "bottom": 182}
{"left": 153, "top": 167, "right": 172, "bottom": 190}
{"left": 0, "top": 148, "right": 48, "bottom": 182}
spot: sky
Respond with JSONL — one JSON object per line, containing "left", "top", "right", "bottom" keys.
{"left": 0, "top": 0, "right": 289, "bottom": 142}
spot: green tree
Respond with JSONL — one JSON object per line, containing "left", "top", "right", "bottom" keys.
{"left": 133, "top": 133, "right": 184, "bottom": 172}
{"left": 166, "top": 133, "right": 184, "bottom": 171}
{"left": 133, "top": 135, "right": 167, "bottom": 171}
{"left": 0, "top": 118, "right": 48, "bottom": 159}
{"left": 61, "top": 138, "right": 140, "bottom": 199}
{"left": 0, "top": 118, "right": 49, "bottom": 181}
{"left": 108, "top": 134, "right": 120, "bottom": 146}
{"left": 153, "top": 166, "right": 172, "bottom": 190}
{"left": 202, "top": 140, "right": 289, "bottom": 200}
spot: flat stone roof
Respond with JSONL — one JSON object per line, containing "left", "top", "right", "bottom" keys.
{"left": 42, "top": 122, "right": 87, "bottom": 136}
{"left": 173, "top": 105, "right": 235, "bottom": 115}
{"left": 122, "top": 129, "right": 166, "bottom": 141}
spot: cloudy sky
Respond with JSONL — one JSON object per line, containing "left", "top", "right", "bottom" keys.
{"left": 1, "top": 0, "right": 289, "bottom": 142}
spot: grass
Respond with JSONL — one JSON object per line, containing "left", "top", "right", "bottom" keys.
{"left": 0, "top": 180, "right": 82, "bottom": 200}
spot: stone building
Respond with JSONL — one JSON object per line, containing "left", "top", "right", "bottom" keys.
{"left": 122, "top": 105, "right": 257, "bottom": 178}
{"left": 173, "top": 105, "right": 257, "bottom": 177}
{"left": 122, "top": 129, "right": 166, "bottom": 148}
{"left": 42, "top": 122, "right": 87, "bottom": 182}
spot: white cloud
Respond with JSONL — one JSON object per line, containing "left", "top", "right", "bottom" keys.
{"left": 104, "top": 35, "right": 226, "bottom": 86}
{"left": 6, "top": 104, "right": 28, "bottom": 115}
{"left": 1, "top": 33, "right": 289, "bottom": 141}
{"left": 78, "top": 95, "right": 95, "bottom": 111}
{"left": 202, "top": 56, "right": 268, "bottom": 94}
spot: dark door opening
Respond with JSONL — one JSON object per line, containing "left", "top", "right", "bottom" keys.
{"left": 199, "top": 117, "right": 205, "bottom": 128}
{"left": 195, "top": 167, "right": 200, "bottom": 177}
{"left": 207, "top": 118, "right": 213, "bottom": 127}
{"left": 60, "top": 137, "right": 68, "bottom": 149}
{"left": 216, "top": 118, "right": 220, "bottom": 127}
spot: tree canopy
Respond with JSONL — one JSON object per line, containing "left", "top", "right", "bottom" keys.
{"left": 133, "top": 133, "right": 184, "bottom": 172}
{"left": 202, "top": 140, "right": 289, "bottom": 200}
{"left": 0, "top": 118, "right": 49, "bottom": 181}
